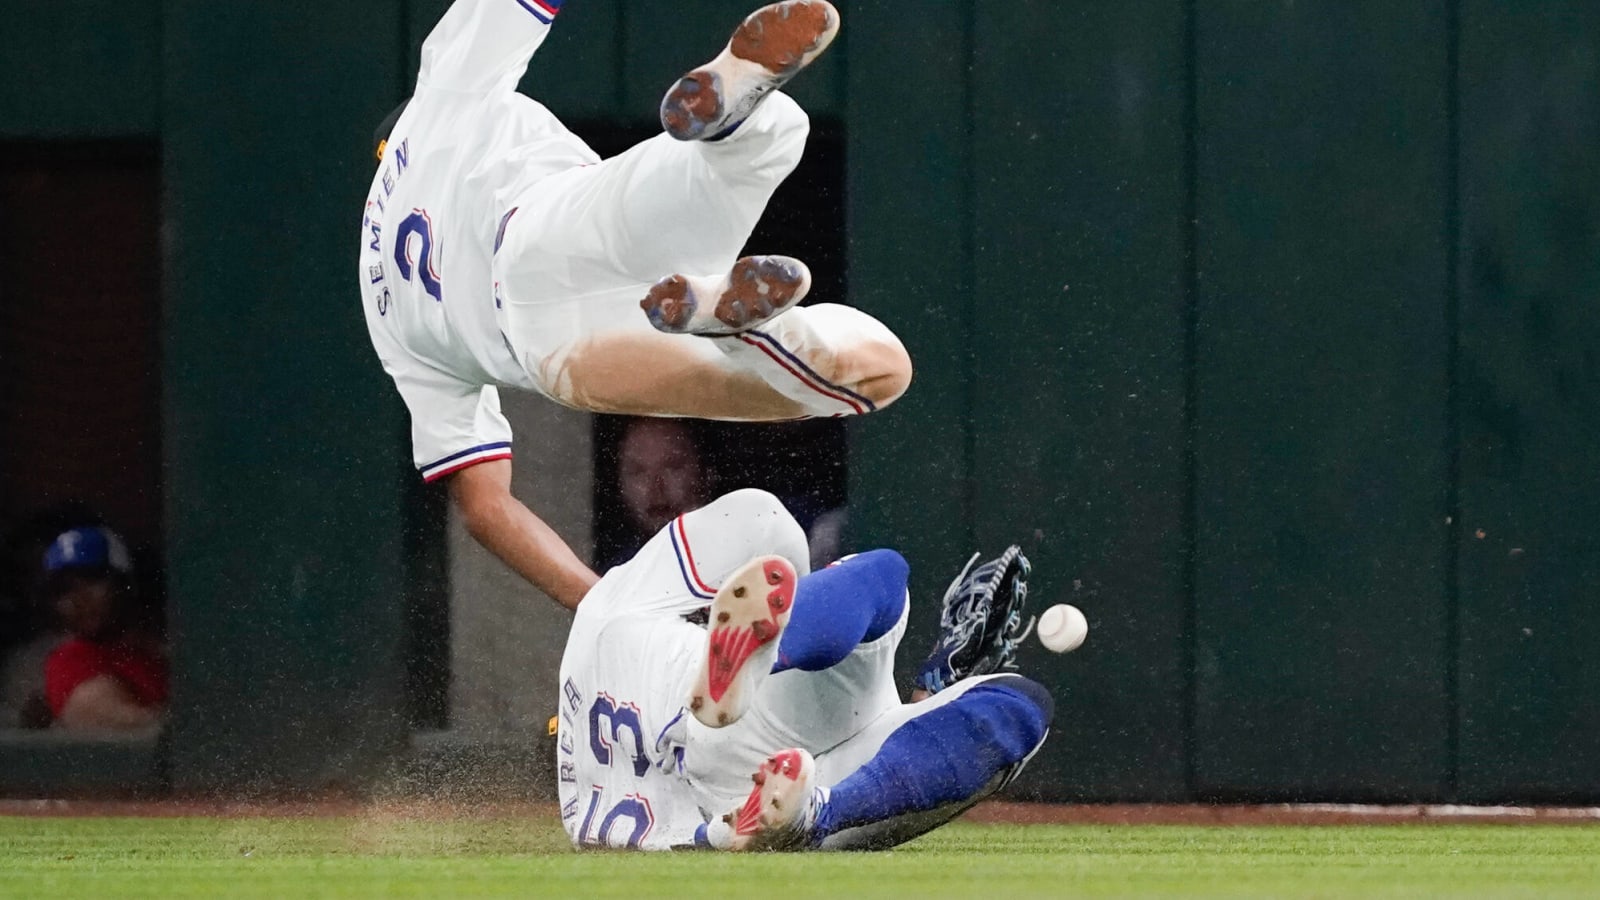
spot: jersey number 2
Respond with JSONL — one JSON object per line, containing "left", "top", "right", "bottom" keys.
{"left": 394, "top": 209, "right": 442, "bottom": 302}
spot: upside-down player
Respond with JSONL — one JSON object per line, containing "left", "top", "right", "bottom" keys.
{"left": 556, "top": 489, "right": 1049, "bottom": 850}
{"left": 358, "top": 0, "right": 910, "bottom": 609}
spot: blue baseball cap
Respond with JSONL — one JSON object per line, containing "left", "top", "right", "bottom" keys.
{"left": 43, "top": 526, "right": 132, "bottom": 575}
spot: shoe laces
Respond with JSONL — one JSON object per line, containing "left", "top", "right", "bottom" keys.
{"left": 979, "top": 554, "right": 1034, "bottom": 671}
{"left": 937, "top": 552, "right": 984, "bottom": 628}
{"left": 993, "top": 610, "right": 1037, "bottom": 670}
{"left": 941, "top": 609, "right": 987, "bottom": 654}
{"left": 932, "top": 552, "right": 992, "bottom": 655}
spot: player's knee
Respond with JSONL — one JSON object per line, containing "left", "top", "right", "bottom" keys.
{"left": 856, "top": 336, "right": 913, "bottom": 411}
{"left": 852, "top": 548, "right": 910, "bottom": 600}
{"left": 757, "top": 92, "right": 810, "bottom": 170}
{"left": 855, "top": 547, "right": 910, "bottom": 587}
{"left": 969, "top": 674, "right": 1054, "bottom": 754}
{"left": 713, "top": 487, "right": 788, "bottom": 521}
{"left": 709, "top": 488, "right": 808, "bottom": 562}
{"left": 765, "top": 91, "right": 810, "bottom": 139}
{"left": 833, "top": 548, "right": 910, "bottom": 638}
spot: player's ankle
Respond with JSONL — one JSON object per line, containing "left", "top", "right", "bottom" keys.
{"left": 805, "top": 786, "right": 834, "bottom": 846}
{"left": 701, "top": 817, "right": 736, "bottom": 850}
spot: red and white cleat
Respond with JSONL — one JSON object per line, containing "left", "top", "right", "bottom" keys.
{"left": 688, "top": 555, "right": 798, "bottom": 728}
{"left": 660, "top": 1, "right": 841, "bottom": 141}
{"left": 725, "top": 747, "right": 820, "bottom": 851}
{"left": 640, "top": 255, "right": 811, "bottom": 336}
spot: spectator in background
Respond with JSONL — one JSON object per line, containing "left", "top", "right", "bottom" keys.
{"left": 600, "top": 418, "right": 713, "bottom": 572}
{"left": 39, "top": 526, "right": 167, "bottom": 732}
{"left": 595, "top": 416, "right": 850, "bottom": 574}
{"left": 0, "top": 502, "right": 104, "bottom": 728}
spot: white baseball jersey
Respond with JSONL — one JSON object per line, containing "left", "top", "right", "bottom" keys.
{"left": 554, "top": 490, "right": 910, "bottom": 851}
{"left": 364, "top": 0, "right": 893, "bottom": 456}
{"left": 555, "top": 548, "right": 710, "bottom": 850}
{"left": 555, "top": 495, "right": 814, "bottom": 851}
{"left": 357, "top": 0, "right": 598, "bottom": 481}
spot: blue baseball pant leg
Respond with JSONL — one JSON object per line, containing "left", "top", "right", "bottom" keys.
{"left": 773, "top": 549, "right": 909, "bottom": 674}
{"left": 812, "top": 673, "right": 1054, "bottom": 851}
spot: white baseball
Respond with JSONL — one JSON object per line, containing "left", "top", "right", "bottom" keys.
{"left": 1037, "top": 604, "right": 1088, "bottom": 653}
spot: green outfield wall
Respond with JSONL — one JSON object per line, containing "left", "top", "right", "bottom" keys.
{"left": 0, "top": 0, "right": 1596, "bottom": 803}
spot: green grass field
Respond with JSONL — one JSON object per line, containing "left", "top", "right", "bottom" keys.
{"left": 3, "top": 813, "right": 1598, "bottom": 898}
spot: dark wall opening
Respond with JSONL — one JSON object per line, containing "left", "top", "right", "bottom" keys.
{"left": 0, "top": 141, "right": 163, "bottom": 729}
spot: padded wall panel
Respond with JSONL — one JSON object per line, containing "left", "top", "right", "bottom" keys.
{"left": 845, "top": 1, "right": 975, "bottom": 680}
{"left": 1455, "top": 0, "right": 1600, "bottom": 803}
{"left": 0, "top": 0, "right": 158, "bottom": 138}
{"left": 970, "top": 0, "right": 1191, "bottom": 801}
{"left": 1192, "top": 0, "right": 1453, "bottom": 799}
{"left": 163, "top": 0, "right": 411, "bottom": 791}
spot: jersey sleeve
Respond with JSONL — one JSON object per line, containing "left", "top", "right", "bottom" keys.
{"left": 386, "top": 359, "right": 514, "bottom": 482}
{"left": 417, "top": 0, "right": 563, "bottom": 95}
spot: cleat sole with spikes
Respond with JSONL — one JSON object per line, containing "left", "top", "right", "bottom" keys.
{"left": 661, "top": 1, "right": 840, "bottom": 141}
{"left": 727, "top": 747, "right": 818, "bottom": 851}
{"left": 641, "top": 255, "right": 811, "bottom": 336}
{"left": 689, "top": 555, "right": 797, "bottom": 728}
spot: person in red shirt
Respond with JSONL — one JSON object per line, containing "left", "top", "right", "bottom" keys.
{"left": 39, "top": 527, "right": 167, "bottom": 731}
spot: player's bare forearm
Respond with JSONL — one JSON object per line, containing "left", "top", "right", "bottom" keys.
{"left": 448, "top": 459, "right": 599, "bottom": 611}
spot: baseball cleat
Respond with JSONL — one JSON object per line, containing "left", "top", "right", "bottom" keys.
{"left": 724, "top": 747, "right": 822, "bottom": 851}
{"left": 660, "top": 0, "right": 840, "bottom": 141}
{"left": 689, "top": 555, "right": 798, "bottom": 727}
{"left": 641, "top": 255, "right": 811, "bottom": 336}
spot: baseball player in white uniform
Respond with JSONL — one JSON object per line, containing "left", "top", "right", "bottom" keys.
{"left": 556, "top": 488, "right": 1052, "bottom": 851}
{"left": 358, "top": 0, "right": 910, "bottom": 610}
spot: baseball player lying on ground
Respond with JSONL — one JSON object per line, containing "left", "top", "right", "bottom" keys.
{"left": 556, "top": 489, "right": 1050, "bottom": 851}
{"left": 359, "top": 0, "right": 909, "bottom": 610}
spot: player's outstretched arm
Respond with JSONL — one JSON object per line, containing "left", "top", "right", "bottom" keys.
{"left": 448, "top": 459, "right": 598, "bottom": 611}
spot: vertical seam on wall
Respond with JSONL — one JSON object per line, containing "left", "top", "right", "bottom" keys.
{"left": 961, "top": 0, "right": 977, "bottom": 549}
{"left": 156, "top": 3, "right": 179, "bottom": 779}
{"left": 153, "top": 0, "right": 170, "bottom": 791}
{"left": 615, "top": 2, "right": 628, "bottom": 114}
{"left": 1180, "top": 0, "right": 1201, "bottom": 801}
{"left": 153, "top": 2, "right": 165, "bottom": 135}
{"left": 1443, "top": 0, "right": 1463, "bottom": 802}
{"left": 399, "top": 0, "right": 413, "bottom": 89}
{"left": 834, "top": 6, "right": 849, "bottom": 121}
